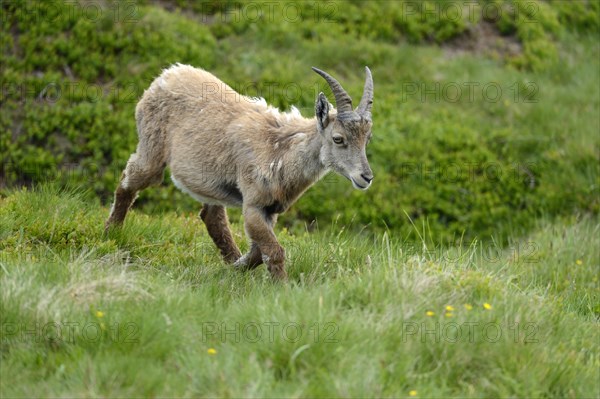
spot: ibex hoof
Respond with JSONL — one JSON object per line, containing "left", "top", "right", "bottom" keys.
{"left": 268, "top": 267, "right": 287, "bottom": 282}
{"left": 233, "top": 252, "right": 262, "bottom": 270}
{"left": 233, "top": 254, "right": 250, "bottom": 269}
{"left": 104, "top": 220, "right": 113, "bottom": 233}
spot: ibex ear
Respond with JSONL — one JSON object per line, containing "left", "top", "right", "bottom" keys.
{"left": 315, "top": 92, "right": 330, "bottom": 133}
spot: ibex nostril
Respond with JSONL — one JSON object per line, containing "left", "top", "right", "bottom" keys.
{"left": 361, "top": 174, "right": 373, "bottom": 184}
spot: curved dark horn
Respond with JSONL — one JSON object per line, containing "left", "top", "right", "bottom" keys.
{"left": 312, "top": 67, "right": 353, "bottom": 114}
{"left": 356, "top": 66, "right": 373, "bottom": 117}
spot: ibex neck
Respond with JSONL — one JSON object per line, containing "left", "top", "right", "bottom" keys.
{"left": 274, "top": 115, "right": 328, "bottom": 187}
{"left": 296, "top": 117, "right": 328, "bottom": 184}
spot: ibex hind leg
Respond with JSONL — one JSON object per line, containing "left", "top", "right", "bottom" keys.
{"left": 200, "top": 204, "right": 242, "bottom": 263}
{"left": 105, "top": 152, "right": 165, "bottom": 231}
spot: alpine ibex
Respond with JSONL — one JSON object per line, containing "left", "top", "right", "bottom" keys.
{"left": 105, "top": 64, "right": 374, "bottom": 280}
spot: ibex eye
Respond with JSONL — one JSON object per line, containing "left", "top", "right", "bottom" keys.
{"left": 333, "top": 136, "right": 344, "bottom": 145}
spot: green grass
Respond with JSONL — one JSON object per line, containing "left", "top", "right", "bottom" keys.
{"left": 1, "top": 187, "right": 598, "bottom": 397}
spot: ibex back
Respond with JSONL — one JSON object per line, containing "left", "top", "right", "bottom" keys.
{"left": 105, "top": 64, "right": 375, "bottom": 280}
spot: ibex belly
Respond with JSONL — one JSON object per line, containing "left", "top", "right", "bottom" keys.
{"left": 171, "top": 175, "right": 243, "bottom": 207}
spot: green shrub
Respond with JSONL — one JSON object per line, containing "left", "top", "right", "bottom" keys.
{"left": 549, "top": 0, "right": 600, "bottom": 34}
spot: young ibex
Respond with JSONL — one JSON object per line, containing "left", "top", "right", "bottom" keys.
{"left": 105, "top": 64, "right": 374, "bottom": 280}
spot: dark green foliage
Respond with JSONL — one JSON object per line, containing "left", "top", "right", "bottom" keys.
{"left": 2, "top": 0, "right": 217, "bottom": 207}
{"left": 1, "top": 0, "right": 598, "bottom": 244}
{"left": 549, "top": 0, "right": 600, "bottom": 34}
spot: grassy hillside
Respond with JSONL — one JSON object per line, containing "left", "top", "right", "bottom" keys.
{"left": 1, "top": 0, "right": 599, "bottom": 242}
{"left": 0, "top": 187, "right": 598, "bottom": 397}
{"left": 1, "top": 1, "right": 599, "bottom": 397}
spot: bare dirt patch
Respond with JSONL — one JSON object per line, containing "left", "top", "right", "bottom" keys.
{"left": 443, "top": 21, "right": 522, "bottom": 59}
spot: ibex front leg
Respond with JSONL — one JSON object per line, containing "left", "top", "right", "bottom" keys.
{"left": 243, "top": 205, "right": 286, "bottom": 280}
{"left": 233, "top": 242, "right": 263, "bottom": 270}
{"left": 234, "top": 213, "right": 278, "bottom": 270}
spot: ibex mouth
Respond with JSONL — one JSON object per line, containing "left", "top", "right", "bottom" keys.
{"left": 350, "top": 177, "right": 369, "bottom": 190}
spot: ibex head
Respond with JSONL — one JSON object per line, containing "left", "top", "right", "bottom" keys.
{"left": 313, "top": 66, "right": 374, "bottom": 190}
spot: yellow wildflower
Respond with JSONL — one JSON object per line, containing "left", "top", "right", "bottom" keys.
{"left": 445, "top": 313, "right": 454, "bottom": 318}
{"left": 483, "top": 303, "right": 492, "bottom": 310}
{"left": 426, "top": 311, "right": 435, "bottom": 317}
{"left": 409, "top": 390, "right": 417, "bottom": 397}
{"left": 445, "top": 305, "right": 454, "bottom": 311}
{"left": 95, "top": 311, "right": 104, "bottom": 318}
{"left": 207, "top": 348, "right": 217, "bottom": 355}
{"left": 576, "top": 259, "right": 583, "bottom": 265}
{"left": 464, "top": 304, "right": 473, "bottom": 310}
